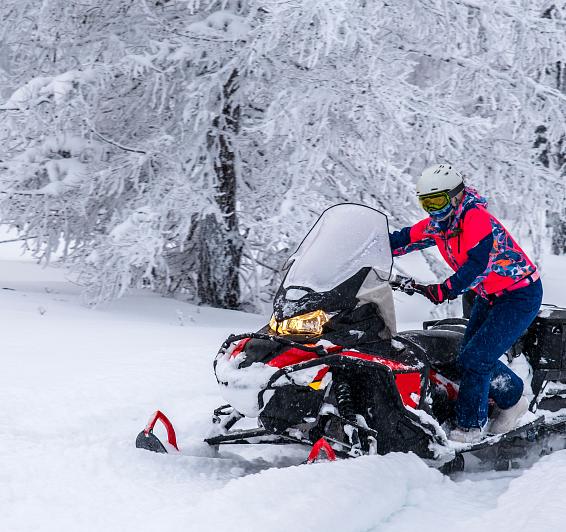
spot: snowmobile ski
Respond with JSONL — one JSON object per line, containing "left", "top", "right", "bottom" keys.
{"left": 135, "top": 410, "right": 179, "bottom": 454}
{"left": 306, "top": 438, "right": 337, "bottom": 463}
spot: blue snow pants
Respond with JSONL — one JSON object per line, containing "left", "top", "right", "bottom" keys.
{"left": 456, "top": 279, "right": 543, "bottom": 428}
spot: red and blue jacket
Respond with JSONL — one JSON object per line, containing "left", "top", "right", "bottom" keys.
{"left": 389, "top": 188, "right": 537, "bottom": 298}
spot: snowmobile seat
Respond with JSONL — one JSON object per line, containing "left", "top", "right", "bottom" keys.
{"left": 395, "top": 329, "right": 463, "bottom": 372}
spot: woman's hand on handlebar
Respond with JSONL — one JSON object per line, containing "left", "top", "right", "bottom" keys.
{"left": 390, "top": 274, "right": 421, "bottom": 295}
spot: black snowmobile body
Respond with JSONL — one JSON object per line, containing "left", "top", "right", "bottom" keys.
{"left": 136, "top": 204, "right": 566, "bottom": 471}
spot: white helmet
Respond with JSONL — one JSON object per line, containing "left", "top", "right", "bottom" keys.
{"left": 416, "top": 163, "right": 464, "bottom": 197}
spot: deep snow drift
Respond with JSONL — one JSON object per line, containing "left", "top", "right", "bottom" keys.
{"left": 2, "top": 240, "right": 566, "bottom": 532}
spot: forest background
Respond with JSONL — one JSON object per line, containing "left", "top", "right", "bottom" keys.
{"left": 0, "top": 0, "right": 565, "bottom": 312}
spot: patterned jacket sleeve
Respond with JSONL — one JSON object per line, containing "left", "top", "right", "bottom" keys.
{"left": 389, "top": 218, "right": 437, "bottom": 257}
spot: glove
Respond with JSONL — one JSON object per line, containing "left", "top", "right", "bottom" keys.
{"left": 420, "top": 282, "right": 455, "bottom": 305}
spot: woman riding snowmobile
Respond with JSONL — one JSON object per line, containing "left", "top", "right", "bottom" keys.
{"left": 389, "top": 164, "right": 543, "bottom": 443}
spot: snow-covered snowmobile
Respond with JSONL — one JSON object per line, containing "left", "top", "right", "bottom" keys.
{"left": 137, "top": 204, "right": 566, "bottom": 471}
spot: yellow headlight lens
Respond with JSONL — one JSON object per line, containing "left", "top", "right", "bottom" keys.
{"left": 269, "top": 309, "right": 330, "bottom": 336}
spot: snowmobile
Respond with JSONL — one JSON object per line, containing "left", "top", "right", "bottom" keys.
{"left": 136, "top": 203, "right": 566, "bottom": 472}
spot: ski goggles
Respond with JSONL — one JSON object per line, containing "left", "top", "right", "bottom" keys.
{"left": 418, "top": 183, "right": 465, "bottom": 213}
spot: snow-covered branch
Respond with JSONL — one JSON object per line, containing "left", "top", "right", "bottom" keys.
{"left": 0, "top": 0, "right": 564, "bottom": 308}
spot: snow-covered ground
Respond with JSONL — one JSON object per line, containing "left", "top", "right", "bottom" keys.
{"left": 2, "top": 238, "right": 566, "bottom": 532}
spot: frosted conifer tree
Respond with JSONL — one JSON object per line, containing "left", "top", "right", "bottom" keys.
{"left": 1, "top": 1, "right": 565, "bottom": 308}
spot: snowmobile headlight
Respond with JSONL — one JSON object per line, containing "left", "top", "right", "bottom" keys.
{"left": 269, "top": 310, "right": 330, "bottom": 336}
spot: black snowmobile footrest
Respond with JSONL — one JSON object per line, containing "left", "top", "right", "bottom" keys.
{"left": 537, "top": 417, "right": 566, "bottom": 435}
{"left": 458, "top": 416, "right": 545, "bottom": 454}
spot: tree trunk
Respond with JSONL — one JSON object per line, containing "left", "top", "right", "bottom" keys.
{"left": 198, "top": 71, "right": 242, "bottom": 309}
{"left": 550, "top": 211, "right": 566, "bottom": 255}
{"left": 536, "top": 50, "right": 565, "bottom": 255}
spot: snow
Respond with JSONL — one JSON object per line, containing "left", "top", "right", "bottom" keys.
{"left": 187, "top": 10, "right": 251, "bottom": 40}
{"left": 215, "top": 341, "right": 278, "bottom": 417}
{"left": 3, "top": 237, "right": 566, "bottom": 531}
{"left": 2, "top": 70, "right": 95, "bottom": 109}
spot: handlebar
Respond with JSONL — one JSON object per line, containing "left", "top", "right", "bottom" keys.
{"left": 389, "top": 274, "right": 426, "bottom": 296}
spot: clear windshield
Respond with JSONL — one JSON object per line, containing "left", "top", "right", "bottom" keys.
{"left": 284, "top": 204, "right": 392, "bottom": 292}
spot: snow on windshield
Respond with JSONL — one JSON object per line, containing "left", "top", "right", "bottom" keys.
{"left": 284, "top": 204, "right": 392, "bottom": 292}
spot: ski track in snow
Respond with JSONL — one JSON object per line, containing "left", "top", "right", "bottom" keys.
{"left": 2, "top": 247, "right": 566, "bottom": 532}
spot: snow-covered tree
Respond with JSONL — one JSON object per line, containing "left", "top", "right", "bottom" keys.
{"left": 536, "top": 4, "right": 566, "bottom": 256}
{"left": 1, "top": 1, "right": 565, "bottom": 309}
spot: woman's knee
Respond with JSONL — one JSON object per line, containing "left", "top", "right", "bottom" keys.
{"left": 491, "top": 372, "right": 524, "bottom": 409}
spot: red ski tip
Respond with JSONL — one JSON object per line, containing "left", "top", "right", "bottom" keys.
{"left": 307, "top": 437, "right": 337, "bottom": 463}
{"left": 144, "top": 410, "right": 179, "bottom": 451}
